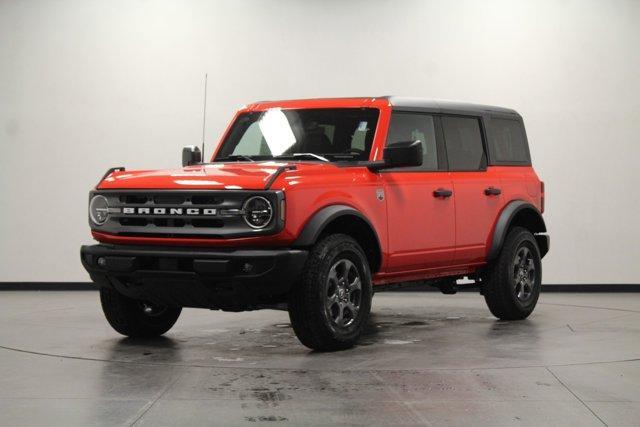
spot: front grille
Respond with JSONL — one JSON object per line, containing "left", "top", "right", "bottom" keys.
{"left": 91, "top": 190, "right": 283, "bottom": 238}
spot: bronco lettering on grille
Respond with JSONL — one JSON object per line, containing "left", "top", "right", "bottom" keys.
{"left": 122, "top": 207, "right": 217, "bottom": 216}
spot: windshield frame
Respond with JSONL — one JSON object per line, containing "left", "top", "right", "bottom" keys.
{"left": 213, "top": 107, "right": 381, "bottom": 163}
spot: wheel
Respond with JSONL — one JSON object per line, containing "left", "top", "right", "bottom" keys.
{"left": 483, "top": 226, "right": 542, "bottom": 320}
{"left": 288, "top": 234, "right": 373, "bottom": 351}
{"left": 99, "top": 287, "right": 182, "bottom": 338}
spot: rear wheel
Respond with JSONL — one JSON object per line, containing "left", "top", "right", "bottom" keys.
{"left": 289, "top": 234, "right": 372, "bottom": 351}
{"left": 100, "top": 287, "right": 182, "bottom": 338}
{"left": 483, "top": 226, "right": 542, "bottom": 320}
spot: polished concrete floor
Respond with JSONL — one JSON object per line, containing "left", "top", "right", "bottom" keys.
{"left": 0, "top": 291, "right": 638, "bottom": 426}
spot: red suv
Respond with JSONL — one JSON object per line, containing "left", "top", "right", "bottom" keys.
{"left": 81, "top": 97, "right": 549, "bottom": 351}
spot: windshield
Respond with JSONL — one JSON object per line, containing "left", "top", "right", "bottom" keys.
{"left": 215, "top": 108, "right": 379, "bottom": 162}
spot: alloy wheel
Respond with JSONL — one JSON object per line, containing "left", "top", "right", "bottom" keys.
{"left": 512, "top": 245, "right": 536, "bottom": 302}
{"left": 325, "top": 258, "right": 362, "bottom": 328}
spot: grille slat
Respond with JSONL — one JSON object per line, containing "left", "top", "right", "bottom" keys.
{"left": 153, "top": 195, "right": 187, "bottom": 205}
{"left": 191, "top": 195, "right": 223, "bottom": 205}
{"left": 119, "top": 195, "right": 148, "bottom": 204}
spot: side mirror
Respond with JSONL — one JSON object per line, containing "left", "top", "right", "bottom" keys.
{"left": 382, "top": 140, "right": 423, "bottom": 168}
{"left": 182, "top": 145, "right": 202, "bottom": 167}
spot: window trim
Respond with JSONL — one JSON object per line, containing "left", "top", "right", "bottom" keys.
{"left": 380, "top": 111, "right": 448, "bottom": 173}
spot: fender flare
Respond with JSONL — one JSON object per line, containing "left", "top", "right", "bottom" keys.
{"left": 488, "top": 201, "right": 548, "bottom": 260}
{"left": 292, "top": 205, "right": 382, "bottom": 263}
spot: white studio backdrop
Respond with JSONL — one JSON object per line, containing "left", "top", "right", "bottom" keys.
{"left": 1, "top": 0, "right": 638, "bottom": 283}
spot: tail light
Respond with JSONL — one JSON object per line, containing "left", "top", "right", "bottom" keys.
{"left": 540, "top": 181, "right": 545, "bottom": 213}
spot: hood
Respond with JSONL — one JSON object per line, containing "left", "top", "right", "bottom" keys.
{"left": 97, "top": 161, "right": 331, "bottom": 190}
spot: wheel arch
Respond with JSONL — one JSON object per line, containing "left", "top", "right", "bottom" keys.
{"left": 488, "top": 200, "right": 549, "bottom": 260}
{"left": 292, "top": 205, "right": 383, "bottom": 273}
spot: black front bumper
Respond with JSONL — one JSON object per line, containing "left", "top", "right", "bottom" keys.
{"left": 81, "top": 244, "right": 308, "bottom": 311}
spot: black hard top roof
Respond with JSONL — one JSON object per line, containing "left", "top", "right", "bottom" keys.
{"left": 382, "top": 96, "right": 520, "bottom": 117}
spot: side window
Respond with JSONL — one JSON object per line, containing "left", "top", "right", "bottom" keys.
{"left": 441, "top": 116, "right": 486, "bottom": 171}
{"left": 487, "top": 118, "right": 530, "bottom": 163}
{"left": 386, "top": 113, "right": 438, "bottom": 170}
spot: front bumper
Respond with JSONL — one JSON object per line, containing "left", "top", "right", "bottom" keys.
{"left": 80, "top": 244, "right": 308, "bottom": 310}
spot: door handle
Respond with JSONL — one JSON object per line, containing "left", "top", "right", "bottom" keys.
{"left": 484, "top": 187, "right": 502, "bottom": 196}
{"left": 433, "top": 188, "right": 453, "bottom": 198}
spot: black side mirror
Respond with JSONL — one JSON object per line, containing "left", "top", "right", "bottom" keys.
{"left": 382, "top": 140, "right": 423, "bottom": 168}
{"left": 182, "top": 145, "right": 202, "bottom": 167}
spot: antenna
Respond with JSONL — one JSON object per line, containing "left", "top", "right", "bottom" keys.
{"left": 201, "top": 73, "right": 208, "bottom": 161}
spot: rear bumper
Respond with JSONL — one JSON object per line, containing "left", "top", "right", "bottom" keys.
{"left": 80, "top": 244, "right": 308, "bottom": 310}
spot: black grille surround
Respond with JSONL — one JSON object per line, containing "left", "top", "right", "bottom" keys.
{"left": 89, "top": 190, "right": 284, "bottom": 238}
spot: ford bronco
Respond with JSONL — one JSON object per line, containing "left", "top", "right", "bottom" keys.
{"left": 81, "top": 97, "right": 549, "bottom": 351}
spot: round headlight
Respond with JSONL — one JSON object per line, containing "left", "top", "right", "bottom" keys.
{"left": 89, "top": 195, "right": 110, "bottom": 225}
{"left": 242, "top": 196, "right": 273, "bottom": 229}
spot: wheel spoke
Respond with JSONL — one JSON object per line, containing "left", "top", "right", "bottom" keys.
{"left": 348, "top": 276, "right": 361, "bottom": 291}
{"left": 328, "top": 267, "right": 339, "bottom": 283}
{"left": 513, "top": 255, "right": 521, "bottom": 267}
{"left": 346, "top": 262, "right": 357, "bottom": 280}
{"left": 346, "top": 301, "right": 358, "bottom": 316}
{"left": 518, "top": 281, "right": 526, "bottom": 299}
{"left": 337, "top": 260, "right": 348, "bottom": 280}
{"left": 326, "top": 294, "right": 338, "bottom": 309}
{"left": 335, "top": 303, "right": 345, "bottom": 326}
{"left": 519, "top": 249, "right": 528, "bottom": 268}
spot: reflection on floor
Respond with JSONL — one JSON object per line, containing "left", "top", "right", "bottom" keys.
{"left": 0, "top": 291, "right": 638, "bottom": 426}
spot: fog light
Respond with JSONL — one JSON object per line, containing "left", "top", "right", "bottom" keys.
{"left": 97, "top": 257, "right": 107, "bottom": 268}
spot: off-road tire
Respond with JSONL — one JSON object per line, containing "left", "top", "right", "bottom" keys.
{"left": 483, "top": 226, "right": 542, "bottom": 320}
{"left": 289, "top": 234, "right": 373, "bottom": 351}
{"left": 100, "top": 287, "right": 182, "bottom": 338}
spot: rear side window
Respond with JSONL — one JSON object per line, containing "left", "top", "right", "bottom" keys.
{"left": 487, "top": 118, "right": 530, "bottom": 164}
{"left": 386, "top": 112, "right": 438, "bottom": 171}
{"left": 441, "top": 116, "right": 486, "bottom": 170}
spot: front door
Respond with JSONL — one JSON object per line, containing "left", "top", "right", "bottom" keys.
{"left": 381, "top": 112, "right": 456, "bottom": 273}
{"left": 440, "top": 115, "right": 504, "bottom": 264}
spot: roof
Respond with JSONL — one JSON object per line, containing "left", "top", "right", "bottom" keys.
{"left": 245, "top": 96, "right": 520, "bottom": 117}
{"left": 383, "top": 96, "right": 519, "bottom": 116}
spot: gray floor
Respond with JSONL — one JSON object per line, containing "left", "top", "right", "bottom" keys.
{"left": 0, "top": 291, "right": 638, "bottom": 426}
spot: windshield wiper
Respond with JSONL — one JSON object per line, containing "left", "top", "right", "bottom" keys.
{"left": 275, "top": 153, "right": 329, "bottom": 162}
{"left": 217, "top": 155, "right": 255, "bottom": 162}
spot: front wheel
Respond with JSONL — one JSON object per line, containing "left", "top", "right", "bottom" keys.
{"left": 483, "top": 226, "right": 542, "bottom": 320}
{"left": 289, "top": 234, "right": 373, "bottom": 351}
{"left": 100, "top": 287, "right": 182, "bottom": 338}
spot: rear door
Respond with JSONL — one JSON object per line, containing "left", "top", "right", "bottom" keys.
{"left": 441, "top": 115, "right": 504, "bottom": 265}
{"left": 380, "top": 112, "right": 456, "bottom": 272}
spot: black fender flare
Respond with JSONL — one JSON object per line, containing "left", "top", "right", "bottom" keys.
{"left": 292, "top": 205, "right": 382, "bottom": 264}
{"left": 488, "top": 201, "right": 548, "bottom": 260}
